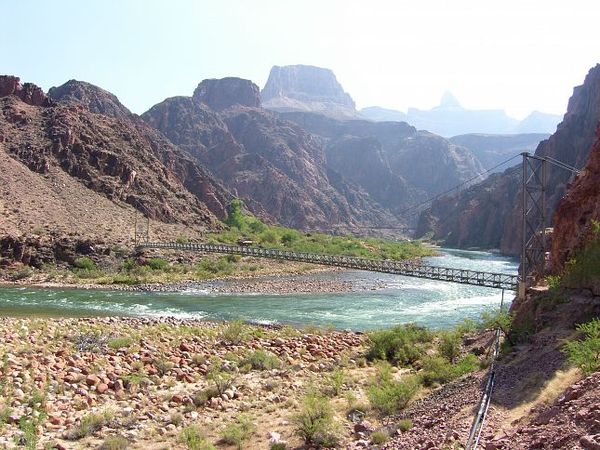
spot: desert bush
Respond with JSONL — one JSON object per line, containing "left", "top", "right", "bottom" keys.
{"left": 107, "top": 336, "right": 133, "bottom": 350}
{"left": 240, "top": 350, "right": 281, "bottom": 371}
{"left": 74, "top": 257, "right": 96, "bottom": 270}
{"left": 438, "top": 331, "right": 462, "bottom": 363}
{"left": 564, "top": 318, "right": 600, "bottom": 374}
{"left": 207, "top": 366, "right": 234, "bottom": 396}
{"left": 8, "top": 265, "right": 34, "bottom": 281}
{"left": 178, "top": 425, "right": 215, "bottom": 450}
{"left": 99, "top": 436, "right": 129, "bottom": 450}
{"left": 367, "top": 366, "right": 420, "bottom": 416}
{"left": 420, "top": 354, "right": 479, "bottom": 386}
{"left": 221, "top": 414, "right": 256, "bottom": 449}
{"left": 398, "top": 419, "right": 413, "bottom": 432}
{"left": 371, "top": 429, "right": 390, "bottom": 444}
{"left": 220, "top": 320, "right": 248, "bottom": 345}
{"left": 146, "top": 257, "right": 169, "bottom": 270}
{"left": 325, "top": 368, "right": 346, "bottom": 397}
{"left": 294, "top": 392, "right": 340, "bottom": 447}
{"left": 366, "top": 323, "right": 433, "bottom": 366}
{"left": 67, "top": 411, "right": 112, "bottom": 440}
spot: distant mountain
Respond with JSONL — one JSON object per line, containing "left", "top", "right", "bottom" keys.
{"left": 261, "top": 65, "right": 359, "bottom": 119}
{"left": 416, "top": 64, "right": 600, "bottom": 254}
{"left": 449, "top": 133, "right": 549, "bottom": 172}
{"left": 360, "top": 92, "right": 562, "bottom": 137}
{"left": 359, "top": 106, "right": 407, "bottom": 123}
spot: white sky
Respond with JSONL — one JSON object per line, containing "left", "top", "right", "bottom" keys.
{"left": 3, "top": 0, "right": 600, "bottom": 119}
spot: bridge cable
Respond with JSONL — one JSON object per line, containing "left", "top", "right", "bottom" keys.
{"left": 397, "top": 154, "right": 522, "bottom": 217}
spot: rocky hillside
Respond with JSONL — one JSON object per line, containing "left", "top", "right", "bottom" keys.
{"left": 417, "top": 64, "right": 600, "bottom": 253}
{"left": 261, "top": 65, "right": 358, "bottom": 119}
{"left": 0, "top": 76, "right": 230, "bottom": 267}
{"left": 48, "top": 79, "right": 134, "bottom": 120}
{"left": 142, "top": 78, "right": 395, "bottom": 231}
{"left": 280, "top": 111, "right": 484, "bottom": 221}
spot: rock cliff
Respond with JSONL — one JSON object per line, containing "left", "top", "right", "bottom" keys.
{"left": 417, "top": 65, "right": 600, "bottom": 252}
{"left": 261, "top": 65, "right": 358, "bottom": 119}
{"left": 0, "top": 75, "right": 53, "bottom": 107}
{"left": 193, "top": 77, "right": 261, "bottom": 111}
{"left": 550, "top": 125, "right": 600, "bottom": 275}
{"left": 142, "top": 80, "right": 395, "bottom": 231}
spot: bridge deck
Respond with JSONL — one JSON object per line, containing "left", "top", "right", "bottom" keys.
{"left": 137, "top": 242, "right": 517, "bottom": 290}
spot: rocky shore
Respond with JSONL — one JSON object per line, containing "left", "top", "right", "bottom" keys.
{"left": 0, "top": 316, "right": 367, "bottom": 449}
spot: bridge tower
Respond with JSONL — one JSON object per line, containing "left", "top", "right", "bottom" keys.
{"left": 520, "top": 152, "right": 547, "bottom": 295}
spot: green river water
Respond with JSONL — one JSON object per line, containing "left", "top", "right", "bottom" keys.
{"left": 0, "top": 248, "right": 517, "bottom": 331}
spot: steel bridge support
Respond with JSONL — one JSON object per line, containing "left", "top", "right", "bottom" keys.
{"left": 519, "top": 152, "right": 547, "bottom": 298}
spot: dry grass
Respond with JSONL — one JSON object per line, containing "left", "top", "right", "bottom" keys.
{"left": 505, "top": 367, "right": 581, "bottom": 423}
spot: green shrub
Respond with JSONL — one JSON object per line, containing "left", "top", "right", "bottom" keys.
{"left": 121, "top": 259, "right": 136, "bottom": 271}
{"left": 420, "top": 354, "right": 479, "bottom": 386}
{"left": 438, "top": 331, "right": 462, "bottom": 363}
{"left": 107, "top": 336, "right": 133, "bottom": 350}
{"left": 207, "top": 366, "right": 234, "bottom": 396}
{"left": 146, "top": 257, "right": 169, "bottom": 270}
{"left": 99, "top": 436, "right": 129, "bottom": 450}
{"left": 270, "top": 444, "right": 287, "bottom": 450}
{"left": 545, "top": 274, "right": 562, "bottom": 290}
{"left": 8, "top": 265, "right": 34, "bottom": 281}
{"left": 178, "top": 425, "right": 215, "bottom": 450}
{"left": 398, "top": 419, "right": 413, "bottom": 432}
{"left": 294, "top": 392, "right": 340, "bottom": 447}
{"left": 564, "top": 318, "right": 600, "bottom": 375}
{"left": 221, "top": 320, "right": 248, "bottom": 345}
{"left": 562, "top": 225, "right": 600, "bottom": 289}
{"left": 67, "top": 411, "right": 112, "bottom": 439}
{"left": 240, "top": 350, "right": 281, "bottom": 371}
{"left": 221, "top": 414, "right": 256, "bottom": 449}
{"left": 366, "top": 323, "right": 433, "bottom": 366}
{"left": 325, "top": 368, "right": 346, "bottom": 397}
{"left": 371, "top": 430, "right": 389, "bottom": 444}
{"left": 74, "top": 257, "right": 96, "bottom": 271}
{"left": 367, "top": 372, "right": 420, "bottom": 416}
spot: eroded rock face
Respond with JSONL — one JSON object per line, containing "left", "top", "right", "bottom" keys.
{"left": 261, "top": 65, "right": 357, "bottom": 119}
{"left": 1, "top": 88, "right": 230, "bottom": 226}
{"left": 48, "top": 79, "right": 133, "bottom": 120}
{"left": 417, "top": 64, "right": 600, "bottom": 253}
{"left": 550, "top": 126, "right": 600, "bottom": 290}
{"left": 142, "top": 81, "right": 396, "bottom": 231}
{"left": 193, "top": 77, "right": 260, "bottom": 111}
{"left": 280, "top": 111, "right": 484, "bottom": 220}
{"left": 0, "top": 75, "right": 52, "bottom": 107}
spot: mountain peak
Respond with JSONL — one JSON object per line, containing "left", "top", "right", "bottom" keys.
{"left": 439, "top": 91, "right": 461, "bottom": 108}
{"left": 192, "top": 77, "right": 260, "bottom": 111}
{"left": 261, "top": 65, "right": 357, "bottom": 119}
{"left": 48, "top": 79, "right": 132, "bottom": 119}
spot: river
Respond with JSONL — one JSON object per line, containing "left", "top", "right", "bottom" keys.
{"left": 0, "top": 248, "right": 518, "bottom": 331}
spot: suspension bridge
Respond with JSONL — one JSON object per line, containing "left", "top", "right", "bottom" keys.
{"left": 136, "top": 242, "right": 518, "bottom": 290}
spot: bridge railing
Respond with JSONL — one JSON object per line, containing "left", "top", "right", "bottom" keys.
{"left": 137, "top": 242, "right": 518, "bottom": 290}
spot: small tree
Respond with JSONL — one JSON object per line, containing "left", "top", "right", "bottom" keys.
{"left": 225, "top": 199, "right": 246, "bottom": 230}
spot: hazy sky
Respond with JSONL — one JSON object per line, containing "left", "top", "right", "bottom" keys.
{"left": 3, "top": 0, "right": 599, "bottom": 119}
